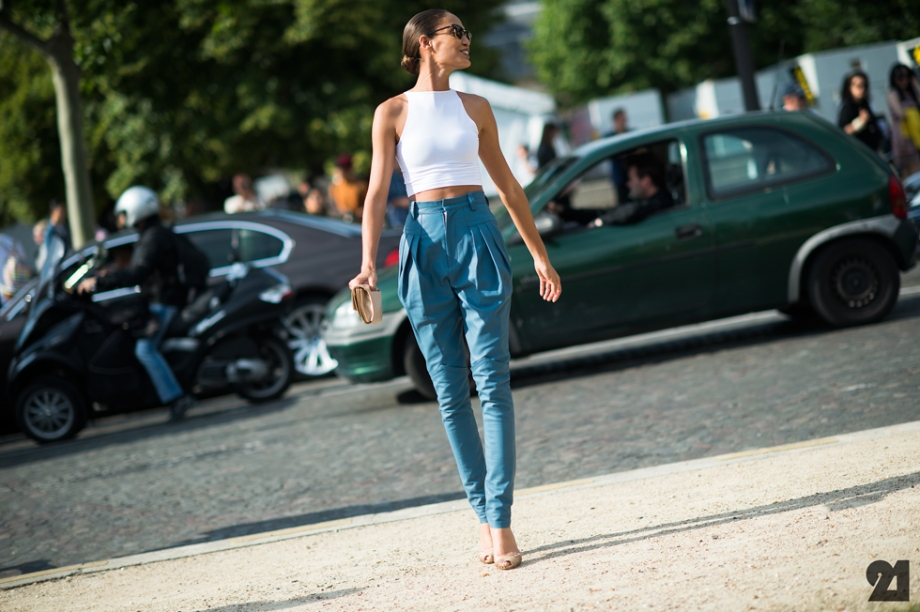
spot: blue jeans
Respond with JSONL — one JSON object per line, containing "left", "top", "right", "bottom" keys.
{"left": 397, "top": 191, "right": 515, "bottom": 528}
{"left": 136, "top": 303, "right": 184, "bottom": 404}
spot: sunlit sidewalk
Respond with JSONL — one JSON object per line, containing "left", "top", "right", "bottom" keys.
{"left": 2, "top": 420, "right": 918, "bottom": 611}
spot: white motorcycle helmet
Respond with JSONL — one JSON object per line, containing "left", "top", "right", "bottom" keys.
{"left": 114, "top": 186, "right": 160, "bottom": 228}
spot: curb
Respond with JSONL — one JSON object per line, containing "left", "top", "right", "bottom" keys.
{"left": 3, "top": 418, "right": 918, "bottom": 591}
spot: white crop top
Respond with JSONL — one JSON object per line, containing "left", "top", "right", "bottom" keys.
{"left": 396, "top": 90, "right": 482, "bottom": 197}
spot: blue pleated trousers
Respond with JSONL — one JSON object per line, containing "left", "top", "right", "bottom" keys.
{"left": 397, "top": 191, "right": 515, "bottom": 528}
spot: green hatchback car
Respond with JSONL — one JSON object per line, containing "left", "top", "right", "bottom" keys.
{"left": 323, "top": 112, "right": 917, "bottom": 398}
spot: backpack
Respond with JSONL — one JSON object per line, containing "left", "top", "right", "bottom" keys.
{"left": 170, "top": 229, "right": 211, "bottom": 297}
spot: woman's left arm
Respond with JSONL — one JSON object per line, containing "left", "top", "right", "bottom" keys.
{"left": 464, "top": 94, "right": 561, "bottom": 303}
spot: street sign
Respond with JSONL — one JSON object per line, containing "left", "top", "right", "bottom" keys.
{"left": 790, "top": 65, "right": 816, "bottom": 105}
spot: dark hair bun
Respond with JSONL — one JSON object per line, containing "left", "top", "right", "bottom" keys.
{"left": 401, "top": 55, "right": 419, "bottom": 75}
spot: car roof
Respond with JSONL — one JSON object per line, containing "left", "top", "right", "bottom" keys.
{"left": 573, "top": 110, "right": 829, "bottom": 159}
{"left": 176, "top": 209, "right": 363, "bottom": 238}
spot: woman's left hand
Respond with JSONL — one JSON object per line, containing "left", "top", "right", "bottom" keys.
{"left": 534, "top": 258, "right": 561, "bottom": 302}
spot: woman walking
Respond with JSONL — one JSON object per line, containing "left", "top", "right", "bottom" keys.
{"left": 349, "top": 8, "right": 561, "bottom": 570}
{"left": 887, "top": 63, "right": 920, "bottom": 177}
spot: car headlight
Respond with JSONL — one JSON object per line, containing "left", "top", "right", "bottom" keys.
{"left": 331, "top": 299, "right": 363, "bottom": 330}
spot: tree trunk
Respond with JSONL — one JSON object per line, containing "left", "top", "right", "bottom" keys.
{"left": 48, "top": 53, "right": 95, "bottom": 249}
{"left": 0, "top": 8, "right": 96, "bottom": 249}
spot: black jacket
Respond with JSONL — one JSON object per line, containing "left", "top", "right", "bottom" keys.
{"left": 837, "top": 99, "right": 883, "bottom": 152}
{"left": 95, "top": 220, "right": 185, "bottom": 307}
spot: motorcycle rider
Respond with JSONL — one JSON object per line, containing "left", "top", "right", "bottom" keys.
{"left": 77, "top": 186, "right": 196, "bottom": 422}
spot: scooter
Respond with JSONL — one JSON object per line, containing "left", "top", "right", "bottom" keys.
{"left": 7, "top": 241, "right": 296, "bottom": 444}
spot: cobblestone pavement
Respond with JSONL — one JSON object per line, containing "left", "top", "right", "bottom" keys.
{"left": 1, "top": 271, "right": 919, "bottom": 578}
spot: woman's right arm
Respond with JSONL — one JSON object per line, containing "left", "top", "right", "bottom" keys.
{"left": 349, "top": 100, "right": 399, "bottom": 291}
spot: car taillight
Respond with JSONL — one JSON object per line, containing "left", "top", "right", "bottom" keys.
{"left": 383, "top": 248, "right": 400, "bottom": 268}
{"left": 889, "top": 175, "right": 908, "bottom": 220}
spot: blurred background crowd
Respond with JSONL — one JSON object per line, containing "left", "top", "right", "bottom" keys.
{"left": 1, "top": 0, "right": 919, "bottom": 305}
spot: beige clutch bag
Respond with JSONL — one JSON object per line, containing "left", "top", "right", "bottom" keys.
{"left": 351, "top": 285, "right": 382, "bottom": 324}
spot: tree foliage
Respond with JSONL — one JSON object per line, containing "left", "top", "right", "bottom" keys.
{"left": 1, "top": 0, "right": 505, "bottom": 225}
{"left": 530, "top": 0, "right": 919, "bottom": 107}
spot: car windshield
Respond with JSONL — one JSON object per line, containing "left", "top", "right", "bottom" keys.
{"left": 493, "top": 156, "right": 577, "bottom": 231}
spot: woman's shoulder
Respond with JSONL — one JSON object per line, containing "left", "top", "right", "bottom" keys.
{"left": 455, "top": 91, "right": 489, "bottom": 109}
{"left": 376, "top": 94, "right": 409, "bottom": 117}
{"left": 455, "top": 91, "right": 492, "bottom": 121}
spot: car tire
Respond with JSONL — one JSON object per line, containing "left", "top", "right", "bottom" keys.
{"left": 401, "top": 333, "right": 477, "bottom": 401}
{"left": 403, "top": 334, "right": 437, "bottom": 400}
{"left": 806, "top": 238, "right": 899, "bottom": 327}
{"left": 236, "top": 336, "right": 294, "bottom": 403}
{"left": 283, "top": 297, "right": 338, "bottom": 379}
{"left": 15, "top": 376, "right": 87, "bottom": 444}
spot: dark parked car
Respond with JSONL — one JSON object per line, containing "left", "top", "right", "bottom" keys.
{"left": 0, "top": 210, "right": 402, "bottom": 415}
{"left": 323, "top": 111, "right": 918, "bottom": 398}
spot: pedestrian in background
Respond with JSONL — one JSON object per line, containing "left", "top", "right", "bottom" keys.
{"left": 328, "top": 155, "right": 368, "bottom": 222}
{"left": 348, "top": 8, "right": 561, "bottom": 571}
{"left": 782, "top": 84, "right": 809, "bottom": 111}
{"left": 536, "top": 122, "right": 558, "bottom": 170}
{"left": 0, "top": 237, "right": 32, "bottom": 303}
{"left": 604, "top": 108, "right": 630, "bottom": 204}
{"left": 32, "top": 219, "right": 48, "bottom": 274}
{"left": 887, "top": 63, "right": 920, "bottom": 177}
{"left": 514, "top": 144, "right": 536, "bottom": 185}
{"left": 838, "top": 70, "right": 883, "bottom": 155}
{"left": 46, "top": 199, "right": 72, "bottom": 253}
{"left": 298, "top": 176, "right": 328, "bottom": 216}
{"left": 223, "top": 174, "right": 265, "bottom": 214}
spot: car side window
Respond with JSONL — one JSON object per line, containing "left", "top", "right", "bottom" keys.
{"left": 183, "top": 229, "right": 235, "bottom": 269}
{"left": 235, "top": 229, "right": 284, "bottom": 263}
{"left": 702, "top": 127, "right": 833, "bottom": 200}
{"left": 547, "top": 138, "right": 685, "bottom": 231}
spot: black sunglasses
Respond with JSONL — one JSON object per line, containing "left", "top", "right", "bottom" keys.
{"left": 426, "top": 23, "right": 472, "bottom": 42}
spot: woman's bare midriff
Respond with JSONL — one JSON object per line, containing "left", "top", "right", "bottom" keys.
{"left": 410, "top": 185, "right": 483, "bottom": 202}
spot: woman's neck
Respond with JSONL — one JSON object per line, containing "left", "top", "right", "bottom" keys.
{"left": 411, "top": 63, "right": 453, "bottom": 92}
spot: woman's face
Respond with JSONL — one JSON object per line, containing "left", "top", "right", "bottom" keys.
{"left": 895, "top": 70, "right": 911, "bottom": 89}
{"left": 850, "top": 77, "right": 867, "bottom": 100}
{"left": 422, "top": 13, "right": 471, "bottom": 71}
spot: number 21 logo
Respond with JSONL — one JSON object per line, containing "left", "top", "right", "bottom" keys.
{"left": 866, "top": 560, "right": 910, "bottom": 602}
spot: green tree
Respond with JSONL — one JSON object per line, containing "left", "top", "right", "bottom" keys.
{"left": 0, "top": 1, "right": 505, "bottom": 227}
{"left": 529, "top": 0, "right": 917, "bottom": 107}
{"left": 1, "top": 0, "right": 98, "bottom": 247}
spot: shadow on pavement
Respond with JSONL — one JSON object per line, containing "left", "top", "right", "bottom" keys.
{"left": 164, "top": 491, "right": 465, "bottom": 549}
{"left": 0, "top": 560, "right": 55, "bottom": 580}
{"left": 195, "top": 589, "right": 364, "bottom": 611}
{"left": 0, "top": 395, "right": 302, "bottom": 469}
{"left": 523, "top": 471, "right": 920, "bottom": 566}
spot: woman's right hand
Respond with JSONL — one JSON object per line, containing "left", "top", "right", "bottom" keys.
{"left": 349, "top": 268, "right": 377, "bottom": 291}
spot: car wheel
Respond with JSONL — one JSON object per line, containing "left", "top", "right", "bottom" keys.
{"left": 283, "top": 297, "right": 338, "bottom": 378}
{"left": 401, "top": 333, "right": 477, "bottom": 401}
{"left": 15, "top": 376, "right": 86, "bottom": 444}
{"left": 403, "top": 334, "right": 437, "bottom": 400}
{"left": 806, "top": 238, "right": 899, "bottom": 327}
{"left": 236, "top": 336, "right": 294, "bottom": 403}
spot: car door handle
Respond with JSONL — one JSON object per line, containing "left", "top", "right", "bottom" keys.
{"left": 674, "top": 224, "right": 703, "bottom": 240}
